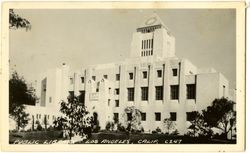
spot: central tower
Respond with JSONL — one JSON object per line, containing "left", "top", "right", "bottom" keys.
{"left": 130, "top": 13, "right": 176, "bottom": 59}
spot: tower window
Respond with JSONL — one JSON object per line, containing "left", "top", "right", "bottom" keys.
{"left": 108, "top": 99, "right": 111, "bottom": 106}
{"left": 127, "top": 88, "right": 134, "bottom": 101}
{"left": 141, "top": 113, "right": 146, "bottom": 121}
{"left": 155, "top": 113, "right": 161, "bottom": 121}
{"left": 170, "top": 112, "right": 177, "bottom": 121}
{"left": 157, "top": 70, "right": 162, "bottom": 78}
{"left": 49, "top": 97, "right": 52, "bottom": 103}
{"left": 187, "top": 84, "right": 196, "bottom": 99}
{"left": 142, "top": 71, "right": 147, "bottom": 79}
{"left": 81, "top": 77, "right": 85, "bottom": 83}
{"left": 115, "top": 88, "right": 119, "bottom": 95}
{"left": 129, "top": 73, "right": 133, "bottom": 80}
{"left": 155, "top": 86, "right": 163, "bottom": 100}
{"left": 103, "top": 75, "right": 108, "bottom": 79}
{"left": 116, "top": 74, "right": 120, "bottom": 81}
{"left": 171, "top": 85, "right": 179, "bottom": 100}
{"left": 115, "top": 100, "right": 119, "bottom": 107}
{"left": 172, "top": 69, "right": 178, "bottom": 76}
{"left": 92, "top": 76, "right": 96, "bottom": 81}
{"left": 141, "top": 87, "right": 148, "bottom": 101}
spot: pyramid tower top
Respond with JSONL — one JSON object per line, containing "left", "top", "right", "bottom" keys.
{"left": 138, "top": 13, "right": 167, "bottom": 29}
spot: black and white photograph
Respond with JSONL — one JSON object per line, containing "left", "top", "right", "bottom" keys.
{"left": 1, "top": 1, "right": 245, "bottom": 152}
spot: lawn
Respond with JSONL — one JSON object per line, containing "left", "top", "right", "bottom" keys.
{"left": 9, "top": 131, "right": 236, "bottom": 144}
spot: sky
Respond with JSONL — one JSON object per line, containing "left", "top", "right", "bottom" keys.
{"left": 10, "top": 9, "right": 236, "bottom": 88}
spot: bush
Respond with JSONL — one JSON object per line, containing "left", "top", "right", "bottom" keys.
{"left": 156, "top": 127, "right": 162, "bottom": 133}
{"left": 117, "top": 123, "right": 126, "bottom": 132}
{"left": 37, "top": 124, "right": 43, "bottom": 131}
{"left": 105, "top": 121, "right": 114, "bottom": 131}
{"left": 171, "top": 129, "right": 179, "bottom": 135}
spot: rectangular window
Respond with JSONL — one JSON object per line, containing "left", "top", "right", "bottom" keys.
{"left": 141, "top": 113, "right": 146, "bottom": 121}
{"left": 187, "top": 84, "right": 196, "bottom": 99}
{"left": 114, "top": 113, "right": 119, "bottom": 123}
{"left": 103, "top": 75, "right": 108, "bottom": 79}
{"left": 70, "top": 78, "right": 73, "bottom": 84}
{"left": 155, "top": 86, "right": 163, "bottom": 100}
{"left": 115, "top": 100, "right": 119, "bottom": 107}
{"left": 171, "top": 85, "right": 179, "bottom": 100}
{"left": 92, "top": 76, "right": 96, "bottom": 81}
{"left": 172, "top": 69, "right": 178, "bottom": 76}
{"left": 127, "top": 113, "right": 132, "bottom": 121}
{"left": 116, "top": 74, "right": 120, "bottom": 81}
{"left": 142, "top": 71, "right": 147, "bottom": 79}
{"left": 49, "top": 97, "right": 52, "bottom": 103}
{"left": 142, "top": 40, "right": 143, "bottom": 49}
{"left": 81, "top": 77, "right": 85, "bottom": 83}
{"left": 36, "top": 114, "right": 38, "bottom": 119}
{"left": 170, "top": 112, "right": 177, "bottom": 121}
{"left": 79, "top": 90, "right": 85, "bottom": 104}
{"left": 108, "top": 99, "right": 111, "bottom": 106}
{"left": 129, "top": 73, "right": 133, "bottom": 80}
{"left": 186, "top": 112, "right": 193, "bottom": 121}
{"left": 127, "top": 88, "right": 134, "bottom": 101}
{"left": 39, "top": 114, "right": 41, "bottom": 119}
{"left": 47, "top": 115, "right": 50, "bottom": 119}
{"left": 155, "top": 112, "right": 161, "bottom": 121}
{"left": 115, "top": 88, "right": 120, "bottom": 95}
{"left": 157, "top": 70, "right": 162, "bottom": 78}
{"left": 141, "top": 87, "right": 148, "bottom": 101}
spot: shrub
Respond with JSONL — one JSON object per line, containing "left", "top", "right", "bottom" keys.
{"left": 105, "top": 121, "right": 114, "bottom": 131}
{"left": 37, "top": 124, "right": 43, "bottom": 131}
{"left": 117, "top": 123, "right": 126, "bottom": 132}
{"left": 171, "top": 129, "right": 179, "bottom": 135}
{"left": 156, "top": 127, "right": 162, "bottom": 133}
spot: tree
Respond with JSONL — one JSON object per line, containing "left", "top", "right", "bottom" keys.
{"left": 9, "top": 71, "right": 37, "bottom": 130}
{"left": 53, "top": 95, "right": 92, "bottom": 140}
{"left": 163, "top": 118, "right": 175, "bottom": 134}
{"left": 9, "top": 9, "right": 31, "bottom": 30}
{"left": 186, "top": 111, "right": 211, "bottom": 137}
{"left": 123, "top": 106, "right": 143, "bottom": 133}
{"left": 202, "top": 98, "right": 236, "bottom": 139}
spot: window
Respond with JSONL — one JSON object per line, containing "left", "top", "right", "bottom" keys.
{"left": 115, "top": 88, "right": 120, "bottom": 95}
{"left": 170, "top": 112, "right": 177, "bottom": 121}
{"left": 171, "top": 85, "right": 179, "bottom": 100}
{"left": 127, "top": 88, "right": 134, "bottom": 101}
{"left": 52, "top": 115, "right": 55, "bottom": 120}
{"left": 129, "top": 73, "right": 133, "bottom": 80}
{"left": 36, "top": 114, "right": 38, "bottom": 119}
{"left": 186, "top": 112, "right": 193, "bottom": 121}
{"left": 69, "top": 91, "right": 74, "bottom": 98}
{"left": 70, "top": 78, "right": 73, "bottom": 84}
{"left": 103, "top": 75, "right": 108, "bottom": 79}
{"left": 116, "top": 74, "right": 120, "bottom": 81}
{"left": 108, "top": 99, "right": 111, "bottom": 106}
{"left": 155, "top": 113, "right": 161, "bottom": 121}
{"left": 157, "top": 70, "right": 162, "bottom": 78}
{"left": 49, "top": 97, "right": 52, "bottom": 103}
{"left": 172, "top": 69, "right": 178, "bottom": 76}
{"left": 141, "top": 87, "right": 148, "bottom": 101}
{"left": 127, "top": 113, "right": 132, "bottom": 121}
{"left": 96, "top": 88, "right": 99, "bottom": 92}
{"left": 81, "top": 77, "right": 85, "bottom": 83}
{"left": 79, "top": 90, "right": 85, "bottom": 104}
{"left": 92, "top": 76, "right": 96, "bottom": 81}
{"left": 155, "top": 86, "right": 163, "bottom": 100}
{"left": 142, "top": 71, "right": 147, "bottom": 79}
{"left": 114, "top": 113, "right": 119, "bottom": 123}
{"left": 141, "top": 113, "right": 146, "bottom": 121}
{"left": 47, "top": 115, "right": 50, "bottom": 119}
{"left": 115, "top": 100, "right": 119, "bottom": 107}
{"left": 187, "top": 84, "right": 196, "bottom": 99}
{"left": 39, "top": 114, "right": 41, "bottom": 119}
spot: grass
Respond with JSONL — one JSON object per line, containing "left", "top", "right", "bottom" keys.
{"left": 9, "top": 130, "right": 236, "bottom": 144}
